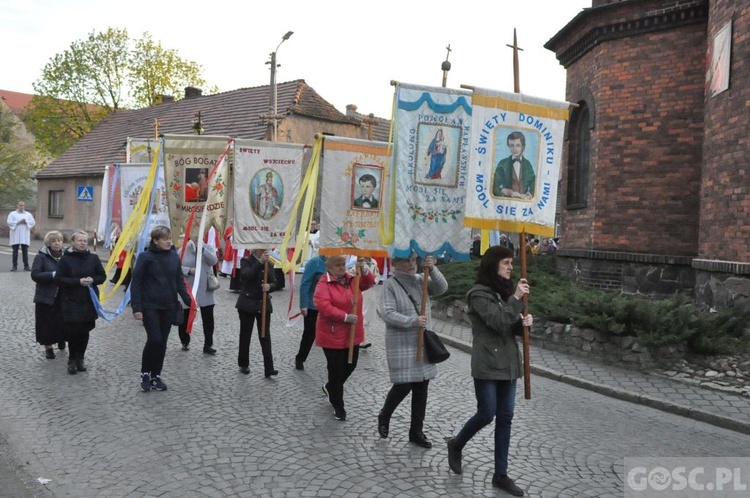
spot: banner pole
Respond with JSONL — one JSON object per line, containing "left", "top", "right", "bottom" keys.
{"left": 416, "top": 265, "right": 430, "bottom": 363}
{"left": 261, "top": 260, "right": 268, "bottom": 338}
{"left": 520, "top": 229, "right": 531, "bottom": 399}
{"left": 347, "top": 265, "right": 361, "bottom": 364}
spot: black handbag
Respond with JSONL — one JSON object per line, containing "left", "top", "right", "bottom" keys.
{"left": 423, "top": 328, "right": 450, "bottom": 363}
{"left": 172, "top": 306, "right": 184, "bottom": 326}
{"left": 392, "top": 277, "right": 450, "bottom": 364}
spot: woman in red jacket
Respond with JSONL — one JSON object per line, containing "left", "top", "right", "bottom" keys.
{"left": 313, "top": 255, "right": 375, "bottom": 421}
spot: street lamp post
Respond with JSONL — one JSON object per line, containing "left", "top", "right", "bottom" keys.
{"left": 267, "top": 31, "right": 294, "bottom": 142}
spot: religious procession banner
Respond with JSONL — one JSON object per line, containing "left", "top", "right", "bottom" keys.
{"left": 232, "top": 139, "right": 304, "bottom": 249}
{"left": 391, "top": 82, "right": 472, "bottom": 260}
{"left": 119, "top": 163, "right": 170, "bottom": 231}
{"left": 162, "top": 134, "right": 232, "bottom": 242}
{"left": 318, "top": 136, "right": 390, "bottom": 258}
{"left": 127, "top": 137, "right": 160, "bottom": 164}
{"left": 464, "top": 87, "right": 569, "bottom": 237}
{"left": 97, "top": 162, "right": 171, "bottom": 249}
{"left": 97, "top": 164, "right": 121, "bottom": 249}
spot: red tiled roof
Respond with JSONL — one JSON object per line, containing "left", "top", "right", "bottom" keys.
{"left": 0, "top": 89, "right": 34, "bottom": 115}
{"left": 37, "top": 80, "right": 360, "bottom": 178}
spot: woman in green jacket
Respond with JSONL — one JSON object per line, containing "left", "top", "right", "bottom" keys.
{"left": 446, "top": 245, "right": 533, "bottom": 497}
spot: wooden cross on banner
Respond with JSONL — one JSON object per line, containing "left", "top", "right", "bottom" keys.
{"left": 362, "top": 114, "right": 378, "bottom": 140}
{"left": 506, "top": 28, "right": 524, "bottom": 94}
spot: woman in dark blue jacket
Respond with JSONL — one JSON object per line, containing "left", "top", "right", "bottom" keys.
{"left": 31, "top": 230, "right": 65, "bottom": 359}
{"left": 130, "top": 226, "right": 192, "bottom": 392}
{"left": 55, "top": 230, "right": 107, "bottom": 375}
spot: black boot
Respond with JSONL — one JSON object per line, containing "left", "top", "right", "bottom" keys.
{"left": 378, "top": 411, "right": 389, "bottom": 438}
{"left": 408, "top": 430, "right": 432, "bottom": 448}
{"left": 67, "top": 355, "right": 77, "bottom": 375}
{"left": 76, "top": 357, "right": 87, "bottom": 372}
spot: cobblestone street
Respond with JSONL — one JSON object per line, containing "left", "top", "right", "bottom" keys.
{"left": 1, "top": 248, "right": 748, "bottom": 497}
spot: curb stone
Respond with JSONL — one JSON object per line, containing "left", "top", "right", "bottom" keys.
{"left": 436, "top": 331, "right": 750, "bottom": 436}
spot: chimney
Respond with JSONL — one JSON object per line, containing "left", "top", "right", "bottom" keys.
{"left": 185, "top": 87, "right": 203, "bottom": 99}
{"left": 346, "top": 104, "right": 358, "bottom": 117}
{"left": 153, "top": 95, "right": 174, "bottom": 105}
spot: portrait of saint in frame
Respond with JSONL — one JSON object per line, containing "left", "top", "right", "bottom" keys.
{"left": 416, "top": 123, "right": 461, "bottom": 188}
{"left": 491, "top": 129, "right": 540, "bottom": 200}
{"left": 351, "top": 164, "right": 383, "bottom": 211}
{"left": 250, "top": 168, "right": 283, "bottom": 220}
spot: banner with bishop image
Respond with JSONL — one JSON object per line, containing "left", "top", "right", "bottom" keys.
{"left": 464, "top": 87, "right": 569, "bottom": 237}
{"left": 162, "top": 134, "right": 231, "bottom": 242}
{"left": 317, "top": 136, "right": 390, "bottom": 258}
{"left": 232, "top": 139, "right": 305, "bottom": 249}
{"left": 391, "top": 82, "right": 472, "bottom": 260}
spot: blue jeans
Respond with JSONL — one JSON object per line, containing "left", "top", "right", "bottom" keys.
{"left": 453, "top": 378, "right": 517, "bottom": 476}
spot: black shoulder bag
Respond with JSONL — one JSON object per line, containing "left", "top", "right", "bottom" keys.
{"left": 392, "top": 277, "right": 450, "bottom": 364}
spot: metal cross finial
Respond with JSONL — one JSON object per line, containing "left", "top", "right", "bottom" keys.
{"left": 441, "top": 43, "right": 453, "bottom": 88}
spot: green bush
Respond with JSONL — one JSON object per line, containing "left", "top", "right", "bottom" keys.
{"left": 436, "top": 256, "right": 750, "bottom": 356}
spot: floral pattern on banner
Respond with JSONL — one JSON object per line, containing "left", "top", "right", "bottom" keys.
{"left": 162, "top": 135, "right": 231, "bottom": 242}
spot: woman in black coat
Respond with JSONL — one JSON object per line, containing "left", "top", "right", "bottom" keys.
{"left": 235, "top": 248, "right": 278, "bottom": 378}
{"left": 130, "top": 226, "right": 192, "bottom": 392}
{"left": 55, "top": 230, "right": 107, "bottom": 375}
{"left": 31, "top": 230, "right": 65, "bottom": 359}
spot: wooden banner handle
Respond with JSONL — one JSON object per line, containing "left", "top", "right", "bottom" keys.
{"left": 261, "top": 260, "right": 268, "bottom": 338}
{"left": 347, "top": 265, "right": 362, "bottom": 364}
{"left": 520, "top": 229, "right": 531, "bottom": 399}
{"left": 417, "top": 265, "right": 431, "bottom": 363}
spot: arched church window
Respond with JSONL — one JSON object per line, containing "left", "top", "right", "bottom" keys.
{"left": 566, "top": 102, "right": 590, "bottom": 209}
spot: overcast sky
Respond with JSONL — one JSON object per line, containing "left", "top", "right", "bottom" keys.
{"left": 1, "top": 0, "right": 590, "bottom": 118}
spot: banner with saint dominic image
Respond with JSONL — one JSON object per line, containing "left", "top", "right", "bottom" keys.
{"left": 391, "top": 82, "right": 472, "bottom": 260}
{"left": 162, "top": 134, "right": 232, "bottom": 242}
{"left": 464, "top": 87, "right": 569, "bottom": 236}
{"left": 232, "top": 139, "right": 305, "bottom": 249}
{"left": 317, "top": 136, "right": 390, "bottom": 258}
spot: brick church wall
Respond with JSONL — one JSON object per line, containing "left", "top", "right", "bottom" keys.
{"left": 546, "top": 1, "right": 749, "bottom": 309}
{"left": 560, "top": 0, "right": 707, "bottom": 256}
{"left": 700, "top": 0, "right": 750, "bottom": 262}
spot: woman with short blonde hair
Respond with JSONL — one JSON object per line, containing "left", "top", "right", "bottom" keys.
{"left": 31, "top": 230, "right": 66, "bottom": 358}
{"left": 313, "top": 254, "right": 376, "bottom": 421}
{"left": 55, "top": 229, "right": 107, "bottom": 374}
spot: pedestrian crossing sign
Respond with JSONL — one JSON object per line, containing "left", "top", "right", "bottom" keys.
{"left": 77, "top": 185, "right": 94, "bottom": 202}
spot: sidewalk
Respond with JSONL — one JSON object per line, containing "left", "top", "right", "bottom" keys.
{"left": 430, "top": 316, "right": 750, "bottom": 435}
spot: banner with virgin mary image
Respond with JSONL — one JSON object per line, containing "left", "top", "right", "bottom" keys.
{"left": 464, "top": 87, "right": 569, "bottom": 237}
{"left": 392, "top": 82, "right": 472, "bottom": 260}
{"left": 317, "top": 136, "right": 390, "bottom": 258}
{"left": 162, "top": 134, "right": 232, "bottom": 242}
{"left": 232, "top": 139, "right": 305, "bottom": 249}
